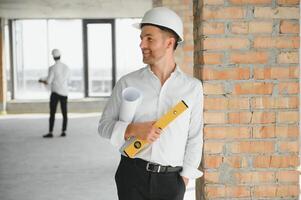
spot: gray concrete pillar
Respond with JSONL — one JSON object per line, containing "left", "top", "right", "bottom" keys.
{"left": 0, "top": 18, "right": 7, "bottom": 114}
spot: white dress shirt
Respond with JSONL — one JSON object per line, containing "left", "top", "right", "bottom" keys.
{"left": 98, "top": 65, "right": 204, "bottom": 179}
{"left": 46, "top": 60, "right": 70, "bottom": 96}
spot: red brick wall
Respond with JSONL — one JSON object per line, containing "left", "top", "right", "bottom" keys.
{"left": 194, "top": 0, "right": 299, "bottom": 199}
{"left": 153, "top": 0, "right": 194, "bottom": 75}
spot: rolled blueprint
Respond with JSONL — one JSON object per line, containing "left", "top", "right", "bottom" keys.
{"left": 119, "top": 87, "right": 142, "bottom": 122}
{"left": 118, "top": 87, "right": 142, "bottom": 155}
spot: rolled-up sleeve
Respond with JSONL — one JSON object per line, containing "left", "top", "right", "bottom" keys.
{"left": 180, "top": 82, "right": 204, "bottom": 179}
{"left": 46, "top": 67, "right": 54, "bottom": 84}
{"left": 98, "top": 80, "right": 128, "bottom": 149}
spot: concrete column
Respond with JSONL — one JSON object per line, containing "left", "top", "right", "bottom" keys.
{"left": 0, "top": 19, "right": 7, "bottom": 114}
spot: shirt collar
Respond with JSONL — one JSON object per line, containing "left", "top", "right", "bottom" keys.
{"left": 145, "top": 64, "right": 183, "bottom": 78}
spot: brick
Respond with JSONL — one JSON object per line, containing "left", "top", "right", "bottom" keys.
{"left": 238, "top": 157, "right": 251, "bottom": 167}
{"left": 205, "top": 185, "right": 225, "bottom": 198}
{"left": 231, "top": 21, "right": 273, "bottom": 34}
{"left": 201, "top": 67, "right": 250, "bottom": 80}
{"left": 204, "top": 155, "right": 223, "bottom": 168}
{"left": 276, "top": 125, "right": 299, "bottom": 138}
{"left": 276, "top": 185, "right": 300, "bottom": 197}
{"left": 204, "top": 141, "right": 224, "bottom": 154}
{"left": 226, "top": 186, "right": 250, "bottom": 198}
{"left": 203, "top": 97, "right": 250, "bottom": 111}
{"left": 230, "top": 52, "right": 269, "bottom": 64}
{"left": 206, "top": 185, "right": 250, "bottom": 198}
{"left": 278, "top": 52, "right": 299, "bottom": 64}
{"left": 202, "top": 0, "right": 224, "bottom": 5}
{"left": 228, "top": 98, "right": 250, "bottom": 109}
{"left": 224, "top": 156, "right": 246, "bottom": 168}
{"left": 278, "top": 0, "right": 300, "bottom": 5}
{"left": 229, "top": 0, "right": 271, "bottom": 4}
{"left": 276, "top": 171, "right": 299, "bottom": 183}
{"left": 253, "top": 185, "right": 299, "bottom": 198}
{"left": 254, "top": 37, "right": 299, "bottom": 48}
{"left": 234, "top": 171, "right": 275, "bottom": 183}
{"left": 254, "top": 185, "right": 278, "bottom": 197}
{"left": 254, "top": 7, "right": 299, "bottom": 19}
{"left": 204, "top": 172, "right": 219, "bottom": 183}
{"left": 279, "top": 141, "right": 299, "bottom": 153}
{"left": 201, "top": 22, "right": 225, "bottom": 35}
{"left": 253, "top": 155, "right": 299, "bottom": 168}
{"left": 200, "top": 53, "right": 223, "bottom": 64}
{"left": 228, "top": 112, "right": 252, "bottom": 124}
{"left": 231, "top": 22, "right": 249, "bottom": 34}
{"left": 277, "top": 111, "right": 299, "bottom": 123}
{"left": 280, "top": 20, "right": 299, "bottom": 34}
{"left": 204, "top": 126, "right": 251, "bottom": 139}
{"left": 230, "top": 141, "right": 275, "bottom": 153}
{"left": 252, "top": 112, "right": 276, "bottom": 124}
{"left": 203, "top": 83, "right": 225, "bottom": 94}
{"left": 233, "top": 82, "right": 273, "bottom": 95}
{"left": 251, "top": 96, "right": 298, "bottom": 109}
{"left": 253, "top": 126, "right": 276, "bottom": 138}
{"left": 249, "top": 21, "right": 273, "bottom": 33}
{"left": 204, "top": 97, "right": 228, "bottom": 110}
{"left": 204, "top": 112, "right": 227, "bottom": 124}
{"left": 254, "top": 66, "right": 299, "bottom": 80}
{"left": 183, "top": 54, "right": 193, "bottom": 65}
{"left": 202, "top": 7, "right": 246, "bottom": 19}
{"left": 203, "top": 38, "right": 249, "bottom": 50}
{"left": 278, "top": 82, "right": 299, "bottom": 94}
{"left": 183, "top": 44, "right": 193, "bottom": 51}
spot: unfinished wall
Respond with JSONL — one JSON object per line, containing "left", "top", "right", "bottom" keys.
{"left": 194, "top": 0, "right": 299, "bottom": 199}
{"left": 153, "top": 0, "right": 194, "bottom": 75}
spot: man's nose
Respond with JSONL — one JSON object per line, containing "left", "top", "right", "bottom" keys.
{"left": 140, "top": 40, "right": 146, "bottom": 49}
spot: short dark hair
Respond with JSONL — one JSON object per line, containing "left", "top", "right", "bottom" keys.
{"left": 141, "top": 23, "right": 179, "bottom": 50}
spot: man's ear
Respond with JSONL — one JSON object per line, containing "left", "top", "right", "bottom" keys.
{"left": 166, "top": 37, "right": 176, "bottom": 50}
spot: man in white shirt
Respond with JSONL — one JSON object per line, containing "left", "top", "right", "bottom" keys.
{"left": 39, "top": 49, "right": 71, "bottom": 138}
{"left": 98, "top": 7, "right": 203, "bottom": 200}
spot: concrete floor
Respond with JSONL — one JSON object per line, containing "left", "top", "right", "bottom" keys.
{"left": 0, "top": 113, "right": 195, "bottom": 200}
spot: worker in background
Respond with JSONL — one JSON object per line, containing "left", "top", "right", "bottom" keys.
{"left": 98, "top": 7, "right": 204, "bottom": 200}
{"left": 39, "top": 49, "right": 71, "bottom": 138}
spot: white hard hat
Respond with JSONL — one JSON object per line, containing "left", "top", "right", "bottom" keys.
{"left": 51, "top": 49, "right": 61, "bottom": 57}
{"left": 136, "top": 7, "right": 184, "bottom": 43}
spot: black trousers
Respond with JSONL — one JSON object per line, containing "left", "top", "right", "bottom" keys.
{"left": 115, "top": 156, "right": 186, "bottom": 200}
{"left": 49, "top": 92, "right": 68, "bottom": 132}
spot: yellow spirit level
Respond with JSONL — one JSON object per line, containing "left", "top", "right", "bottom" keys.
{"left": 123, "top": 100, "right": 188, "bottom": 158}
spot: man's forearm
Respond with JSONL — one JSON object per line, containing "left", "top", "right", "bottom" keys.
{"left": 124, "top": 121, "right": 160, "bottom": 143}
{"left": 38, "top": 79, "right": 48, "bottom": 85}
{"left": 124, "top": 124, "right": 134, "bottom": 140}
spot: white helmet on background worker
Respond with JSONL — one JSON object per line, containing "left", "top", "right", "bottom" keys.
{"left": 136, "top": 7, "right": 184, "bottom": 43}
{"left": 51, "top": 49, "right": 61, "bottom": 58}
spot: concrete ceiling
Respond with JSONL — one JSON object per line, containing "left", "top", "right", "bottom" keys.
{"left": 0, "top": 0, "right": 152, "bottom": 19}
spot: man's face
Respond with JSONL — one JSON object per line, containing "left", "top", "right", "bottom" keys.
{"left": 139, "top": 25, "right": 170, "bottom": 65}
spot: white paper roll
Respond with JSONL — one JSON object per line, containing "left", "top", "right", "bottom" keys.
{"left": 118, "top": 87, "right": 142, "bottom": 155}
{"left": 119, "top": 87, "right": 142, "bottom": 122}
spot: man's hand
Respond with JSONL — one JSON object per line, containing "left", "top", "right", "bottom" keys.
{"left": 182, "top": 176, "right": 189, "bottom": 186}
{"left": 125, "top": 121, "right": 161, "bottom": 143}
{"left": 38, "top": 79, "right": 47, "bottom": 85}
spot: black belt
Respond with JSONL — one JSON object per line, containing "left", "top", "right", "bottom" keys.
{"left": 121, "top": 156, "right": 182, "bottom": 173}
